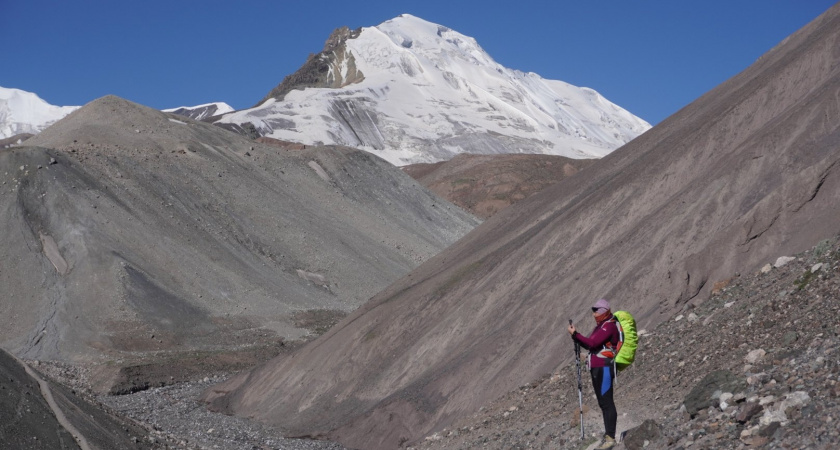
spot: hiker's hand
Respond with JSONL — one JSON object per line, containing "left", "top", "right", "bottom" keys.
{"left": 567, "top": 324, "right": 576, "bottom": 335}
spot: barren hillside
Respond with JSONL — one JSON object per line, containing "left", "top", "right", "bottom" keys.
{"left": 402, "top": 154, "right": 595, "bottom": 219}
{"left": 203, "top": 4, "right": 840, "bottom": 449}
{"left": 1, "top": 96, "right": 479, "bottom": 391}
{"left": 416, "top": 236, "right": 840, "bottom": 449}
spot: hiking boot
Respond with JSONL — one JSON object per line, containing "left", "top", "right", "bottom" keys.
{"left": 595, "top": 435, "right": 615, "bottom": 449}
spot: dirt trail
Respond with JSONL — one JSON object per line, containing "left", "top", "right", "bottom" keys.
{"left": 10, "top": 353, "right": 92, "bottom": 450}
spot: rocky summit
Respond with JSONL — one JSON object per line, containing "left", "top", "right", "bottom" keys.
{"left": 203, "top": 4, "right": 840, "bottom": 449}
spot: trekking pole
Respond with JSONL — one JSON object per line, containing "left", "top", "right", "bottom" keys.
{"left": 570, "top": 319, "right": 584, "bottom": 440}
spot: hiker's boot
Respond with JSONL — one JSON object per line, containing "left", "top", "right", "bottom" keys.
{"left": 596, "top": 435, "right": 615, "bottom": 449}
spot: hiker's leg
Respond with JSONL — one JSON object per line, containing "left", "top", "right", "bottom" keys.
{"left": 590, "top": 366, "right": 617, "bottom": 439}
{"left": 600, "top": 365, "right": 617, "bottom": 438}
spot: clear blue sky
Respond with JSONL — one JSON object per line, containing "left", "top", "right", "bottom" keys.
{"left": 2, "top": 1, "right": 836, "bottom": 125}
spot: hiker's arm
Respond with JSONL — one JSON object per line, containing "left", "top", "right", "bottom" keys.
{"left": 572, "top": 326, "right": 610, "bottom": 350}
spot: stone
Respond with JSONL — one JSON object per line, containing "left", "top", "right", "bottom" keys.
{"left": 744, "top": 436, "right": 769, "bottom": 446}
{"left": 744, "top": 349, "right": 766, "bottom": 364}
{"left": 761, "top": 264, "right": 772, "bottom": 274}
{"left": 719, "top": 392, "right": 734, "bottom": 410}
{"left": 781, "top": 391, "right": 811, "bottom": 410}
{"left": 774, "top": 256, "right": 796, "bottom": 268}
{"left": 747, "top": 372, "right": 770, "bottom": 385}
{"left": 684, "top": 370, "right": 747, "bottom": 417}
{"left": 812, "top": 263, "right": 823, "bottom": 273}
{"left": 687, "top": 313, "right": 698, "bottom": 323}
{"left": 759, "top": 395, "right": 776, "bottom": 406}
{"left": 759, "top": 421, "right": 781, "bottom": 437}
{"left": 782, "top": 331, "right": 799, "bottom": 346}
{"left": 736, "top": 402, "right": 763, "bottom": 423}
{"left": 622, "top": 419, "right": 661, "bottom": 450}
{"left": 760, "top": 408, "right": 787, "bottom": 426}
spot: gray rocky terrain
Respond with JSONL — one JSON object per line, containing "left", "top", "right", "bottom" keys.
{"left": 1, "top": 95, "right": 478, "bottom": 394}
{"left": 203, "top": 4, "right": 840, "bottom": 449}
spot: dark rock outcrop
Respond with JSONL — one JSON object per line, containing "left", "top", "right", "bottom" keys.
{"left": 258, "top": 26, "right": 364, "bottom": 105}
{"left": 683, "top": 370, "right": 747, "bottom": 417}
{"left": 622, "top": 419, "right": 662, "bottom": 450}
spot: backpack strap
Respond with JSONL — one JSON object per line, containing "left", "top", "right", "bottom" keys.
{"left": 591, "top": 318, "right": 619, "bottom": 360}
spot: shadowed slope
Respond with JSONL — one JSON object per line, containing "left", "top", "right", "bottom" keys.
{"left": 0, "top": 347, "right": 168, "bottom": 449}
{"left": 0, "top": 95, "right": 479, "bottom": 368}
{"left": 204, "top": 4, "right": 840, "bottom": 449}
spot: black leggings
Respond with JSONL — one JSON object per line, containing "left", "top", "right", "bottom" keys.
{"left": 590, "top": 365, "right": 617, "bottom": 439}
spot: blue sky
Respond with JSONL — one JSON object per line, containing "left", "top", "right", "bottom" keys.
{"left": 2, "top": 1, "right": 836, "bottom": 125}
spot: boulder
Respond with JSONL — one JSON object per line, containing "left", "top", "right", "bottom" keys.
{"left": 683, "top": 370, "right": 747, "bottom": 417}
{"left": 622, "top": 419, "right": 661, "bottom": 450}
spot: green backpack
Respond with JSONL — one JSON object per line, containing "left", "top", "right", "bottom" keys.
{"left": 612, "top": 310, "right": 638, "bottom": 371}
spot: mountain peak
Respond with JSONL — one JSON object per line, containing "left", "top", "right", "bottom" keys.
{"left": 220, "top": 16, "right": 650, "bottom": 165}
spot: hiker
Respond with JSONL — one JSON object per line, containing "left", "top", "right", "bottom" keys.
{"left": 568, "top": 298, "right": 619, "bottom": 449}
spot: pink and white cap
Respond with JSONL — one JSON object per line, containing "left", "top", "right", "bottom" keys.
{"left": 592, "top": 298, "right": 611, "bottom": 314}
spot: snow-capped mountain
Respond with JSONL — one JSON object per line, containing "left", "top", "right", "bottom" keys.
{"left": 163, "top": 102, "right": 234, "bottom": 121}
{"left": 0, "top": 87, "right": 80, "bottom": 139}
{"left": 215, "top": 14, "right": 651, "bottom": 165}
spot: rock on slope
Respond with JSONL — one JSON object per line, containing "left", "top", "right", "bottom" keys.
{"left": 203, "top": 4, "right": 840, "bottom": 449}
{"left": 0, "top": 96, "right": 479, "bottom": 373}
{"left": 402, "top": 153, "right": 595, "bottom": 219}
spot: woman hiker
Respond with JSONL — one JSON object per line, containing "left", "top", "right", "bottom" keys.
{"left": 568, "top": 298, "right": 619, "bottom": 449}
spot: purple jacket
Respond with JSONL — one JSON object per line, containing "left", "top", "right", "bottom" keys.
{"left": 572, "top": 316, "right": 620, "bottom": 368}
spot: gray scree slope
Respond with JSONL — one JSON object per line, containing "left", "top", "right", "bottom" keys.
{"left": 204, "top": 5, "right": 840, "bottom": 449}
{"left": 0, "top": 95, "right": 479, "bottom": 363}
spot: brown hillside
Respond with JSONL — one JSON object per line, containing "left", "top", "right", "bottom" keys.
{"left": 204, "top": 4, "right": 840, "bottom": 449}
{"left": 403, "top": 154, "right": 595, "bottom": 219}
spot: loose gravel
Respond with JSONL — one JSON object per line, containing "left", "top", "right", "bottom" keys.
{"left": 100, "top": 375, "right": 347, "bottom": 450}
